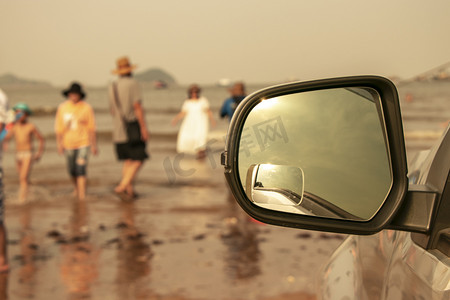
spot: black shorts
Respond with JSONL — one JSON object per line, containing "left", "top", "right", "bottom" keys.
{"left": 115, "top": 141, "right": 149, "bottom": 161}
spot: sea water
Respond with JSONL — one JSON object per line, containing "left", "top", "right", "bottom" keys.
{"left": 1, "top": 83, "right": 266, "bottom": 139}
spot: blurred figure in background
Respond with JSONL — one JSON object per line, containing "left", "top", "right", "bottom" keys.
{"left": 172, "top": 84, "right": 216, "bottom": 159}
{"left": 55, "top": 82, "right": 98, "bottom": 201}
{"left": 0, "top": 88, "right": 9, "bottom": 273}
{"left": 3, "top": 103, "right": 45, "bottom": 203}
{"left": 109, "top": 57, "right": 149, "bottom": 201}
{"left": 220, "top": 82, "right": 247, "bottom": 121}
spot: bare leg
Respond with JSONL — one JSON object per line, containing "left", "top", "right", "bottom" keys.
{"left": 115, "top": 160, "right": 143, "bottom": 196}
{"left": 16, "top": 159, "right": 23, "bottom": 201}
{"left": 18, "top": 157, "right": 32, "bottom": 204}
{"left": 115, "top": 160, "right": 130, "bottom": 194}
{"left": 76, "top": 176, "right": 87, "bottom": 201}
{"left": 0, "top": 224, "right": 8, "bottom": 273}
{"left": 197, "top": 149, "right": 206, "bottom": 160}
{"left": 126, "top": 160, "right": 143, "bottom": 196}
{"left": 71, "top": 176, "right": 78, "bottom": 198}
{"left": 15, "top": 159, "right": 22, "bottom": 175}
{"left": 118, "top": 160, "right": 131, "bottom": 193}
{"left": 121, "top": 160, "right": 130, "bottom": 180}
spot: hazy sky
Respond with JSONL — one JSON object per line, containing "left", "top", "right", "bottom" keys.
{"left": 1, "top": 0, "right": 449, "bottom": 87}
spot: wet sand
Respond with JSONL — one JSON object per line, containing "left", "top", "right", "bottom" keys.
{"left": 2, "top": 137, "right": 345, "bottom": 300}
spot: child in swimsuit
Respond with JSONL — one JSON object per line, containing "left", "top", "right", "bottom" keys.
{"left": 3, "top": 103, "right": 45, "bottom": 203}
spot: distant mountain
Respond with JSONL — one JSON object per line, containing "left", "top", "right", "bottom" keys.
{"left": 134, "top": 68, "right": 177, "bottom": 85}
{"left": 399, "top": 61, "right": 450, "bottom": 84}
{"left": 0, "top": 73, "right": 52, "bottom": 87}
{"left": 414, "top": 61, "right": 450, "bottom": 82}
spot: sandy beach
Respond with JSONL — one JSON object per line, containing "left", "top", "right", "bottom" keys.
{"left": 1, "top": 135, "right": 345, "bottom": 300}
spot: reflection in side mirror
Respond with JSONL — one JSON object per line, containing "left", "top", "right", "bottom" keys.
{"left": 238, "top": 87, "right": 393, "bottom": 221}
{"left": 246, "top": 164, "right": 306, "bottom": 213}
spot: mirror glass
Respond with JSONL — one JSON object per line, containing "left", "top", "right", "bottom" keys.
{"left": 246, "top": 164, "right": 305, "bottom": 213}
{"left": 238, "top": 87, "right": 392, "bottom": 221}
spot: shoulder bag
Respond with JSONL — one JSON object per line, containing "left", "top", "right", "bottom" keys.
{"left": 111, "top": 83, "right": 142, "bottom": 144}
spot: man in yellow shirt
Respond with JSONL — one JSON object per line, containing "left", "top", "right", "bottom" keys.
{"left": 55, "top": 82, "right": 98, "bottom": 201}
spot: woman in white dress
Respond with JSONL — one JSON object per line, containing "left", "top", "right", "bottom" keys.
{"left": 172, "top": 84, "right": 216, "bottom": 158}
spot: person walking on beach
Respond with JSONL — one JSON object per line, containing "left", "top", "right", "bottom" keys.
{"left": 219, "top": 82, "right": 247, "bottom": 121}
{"left": 3, "top": 103, "right": 45, "bottom": 203}
{"left": 0, "top": 88, "right": 10, "bottom": 272}
{"left": 108, "top": 56, "right": 149, "bottom": 200}
{"left": 55, "top": 82, "right": 98, "bottom": 201}
{"left": 172, "top": 84, "right": 216, "bottom": 158}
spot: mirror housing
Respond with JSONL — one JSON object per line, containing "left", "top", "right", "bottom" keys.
{"left": 222, "top": 76, "right": 409, "bottom": 235}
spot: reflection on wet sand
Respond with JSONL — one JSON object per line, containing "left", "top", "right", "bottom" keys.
{"left": 221, "top": 192, "right": 261, "bottom": 280}
{"left": 115, "top": 202, "right": 152, "bottom": 299}
{"left": 2, "top": 148, "right": 346, "bottom": 299}
{"left": 17, "top": 205, "right": 37, "bottom": 298}
{"left": 60, "top": 201, "right": 99, "bottom": 299}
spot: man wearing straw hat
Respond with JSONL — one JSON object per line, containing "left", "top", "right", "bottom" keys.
{"left": 108, "top": 56, "right": 149, "bottom": 201}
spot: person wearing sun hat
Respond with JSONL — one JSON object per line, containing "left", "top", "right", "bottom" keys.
{"left": 62, "top": 82, "right": 86, "bottom": 100}
{"left": 55, "top": 82, "right": 98, "bottom": 201}
{"left": 3, "top": 102, "right": 45, "bottom": 204}
{"left": 108, "top": 56, "right": 149, "bottom": 201}
{"left": 13, "top": 103, "right": 32, "bottom": 116}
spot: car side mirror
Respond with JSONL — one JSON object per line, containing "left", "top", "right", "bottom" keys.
{"left": 222, "top": 76, "right": 409, "bottom": 234}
